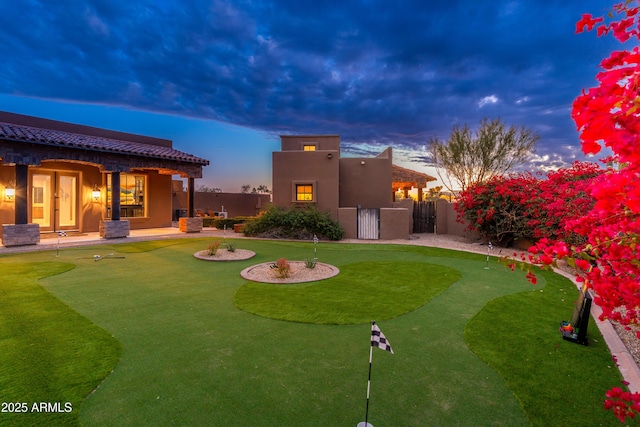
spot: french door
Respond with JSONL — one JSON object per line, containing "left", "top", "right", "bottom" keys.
{"left": 31, "top": 172, "right": 78, "bottom": 232}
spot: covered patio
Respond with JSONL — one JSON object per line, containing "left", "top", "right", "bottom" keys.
{"left": 0, "top": 112, "right": 209, "bottom": 246}
{"left": 392, "top": 164, "right": 437, "bottom": 201}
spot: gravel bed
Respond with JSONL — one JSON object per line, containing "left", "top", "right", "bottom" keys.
{"left": 240, "top": 261, "right": 339, "bottom": 283}
{"left": 194, "top": 248, "right": 256, "bottom": 261}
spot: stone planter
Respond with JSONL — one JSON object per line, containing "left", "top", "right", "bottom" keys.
{"left": 2, "top": 223, "right": 40, "bottom": 247}
{"left": 100, "top": 220, "right": 130, "bottom": 239}
{"left": 234, "top": 223, "right": 245, "bottom": 233}
{"left": 179, "top": 217, "right": 203, "bottom": 233}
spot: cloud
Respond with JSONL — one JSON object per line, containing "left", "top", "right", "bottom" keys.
{"left": 478, "top": 95, "right": 499, "bottom": 108}
{"left": 0, "top": 0, "right": 623, "bottom": 169}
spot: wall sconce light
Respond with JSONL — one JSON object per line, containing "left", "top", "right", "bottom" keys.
{"left": 4, "top": 182, "right": 15, "bottom": 201}
{"left": 91, "top": 185, "right": 101, "bottom": 202}
{"left": 360, "top": 160, "right": 366, "bottom": 165}
{"left": 327, "top": 153, "right": 333, "bottom": 159}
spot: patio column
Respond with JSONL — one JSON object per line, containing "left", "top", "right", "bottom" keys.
{"left": 2, "top": 164, "right": 40, "bottom": 247}
{"left": 14, "top": 164, "right": 28, "bottom": 224}
{"left": 179, "top": 177, "right": 202, "bottom": 233}
{"left": 111, "top": 172, "right": 121, "bottom": 221}
{"left": 187, "top": 177, "right": 195, "bottom": 217}
{"left": 99, "top": 171, "right": 129, "bottom": 239}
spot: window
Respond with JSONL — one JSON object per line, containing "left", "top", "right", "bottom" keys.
{"left": 303, "top": 144, "right": 316, "bottom": 151}
{"left": 296, "top": 184, "right": 314, "bottom": 201}
{"left": 107, "top": 173, "right": 146, "bottom": 218}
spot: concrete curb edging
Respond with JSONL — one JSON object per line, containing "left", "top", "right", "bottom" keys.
{"left": 554, "top": 268, "right": 640, "bottom": 393}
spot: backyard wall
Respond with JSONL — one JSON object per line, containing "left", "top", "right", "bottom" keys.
{"left": 380, "top": 208, "right": 409, "bottom": 240}
{"left": 393, "top": 198, "right": 413, "bottom": 235}
{"left": 172, "top": 184, "right": 271, "bottom": 219}
{"left": 337, "top": 207, "right": 357, "bottom": 239}
{"left": 435, "top": 199, "right": 479, "bottom": 240}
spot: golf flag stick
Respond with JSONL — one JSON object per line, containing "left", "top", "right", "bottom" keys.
{"left": 364, "top": 334, "right": 374, "bottom": 427}
{"left": 359, "top": 321, "right": 393, "bottom": 427}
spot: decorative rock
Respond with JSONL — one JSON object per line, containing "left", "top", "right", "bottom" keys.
{"left": 240, "top": 261, "right": 339, "bottom": 284}
{"left": 194, "top": 248, "right": 256, "bottom": 261}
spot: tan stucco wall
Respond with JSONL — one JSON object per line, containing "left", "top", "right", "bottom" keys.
{"left": 393, "top": 198, "right": 413, "bottom": 234}
{"left": 127, "top": 171, "right": 172, "bottom": 230}
{"left": 272, "top": 150, "right": 340, "bottom": 219}
{"left": 436, "top": 198, "right": 480, "bottom": 239}
{"left": 339, "top": 150, "right": 392, "bottom": 209}
{"left": 172, "top": 190, "right": 271, "bottom": 218}
{"left": 0, "top": 164, "right": 15, "bottom": 227}
{"left": 380, "top": 208, "right": 410, "bottom": 240}
{"left": 338, "top": 207, "right": 357, "bottom": 239}
{"left": 280, "top": 135, "right": 340, "bottom": 152}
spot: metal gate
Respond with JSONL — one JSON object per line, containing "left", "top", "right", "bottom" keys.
{"left": 357, "top": 208, "right": 379, "bottom": 239}
{"left": 413, "top": 201, "right": 436, "bottom": 233}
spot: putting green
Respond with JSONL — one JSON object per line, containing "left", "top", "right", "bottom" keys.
{"left": 1, "top": 239, "right": 626, "bottom": 426}
{"left": 234, "top": 260, "right": 461, "bottom": 324}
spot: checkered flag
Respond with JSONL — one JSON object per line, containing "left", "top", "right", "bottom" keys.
{"left": 371, "top": 323, "right": 394, "bottom": 354}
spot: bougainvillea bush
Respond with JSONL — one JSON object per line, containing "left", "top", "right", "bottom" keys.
{"left": 455, "top": 161, "right": 602, "bottom": 247}
{"left": 455, "top": 171, "right": 539, "bottom": 246}
{"left": 527, "top": 2, "right": 640, "bottom": 422}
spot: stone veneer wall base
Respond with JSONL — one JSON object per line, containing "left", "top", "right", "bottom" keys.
{"left": 179, "top": 217, "right": 203, "bottom": 233}
{"left": 2, "top": 223, "right": 40, "bottom": 247}
{"left": 100, "top": 220, "right": 131, "bottom": 239}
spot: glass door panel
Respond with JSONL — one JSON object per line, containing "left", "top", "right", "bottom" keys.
{"left": 31, "top": 172, "right": 78, "bottom": 232}
{"left": 31, "top": 174, "right": 52, "bottom": 229}
{"left": 58, "top": 175, "right": 77, "bottom": 228}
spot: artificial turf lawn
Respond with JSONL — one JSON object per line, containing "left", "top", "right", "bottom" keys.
{"left": 0, "top": 262, "right": 121, "bottom": 427}
{"left": 234, "top": 261, "right": 461, "bottom": 324}
{"left": 0, "top": 238, "right": 630, "bottom": 426}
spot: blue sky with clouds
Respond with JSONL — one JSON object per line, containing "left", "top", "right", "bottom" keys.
{"left": 0, "top": 0, "right": 621, "bottom": 191}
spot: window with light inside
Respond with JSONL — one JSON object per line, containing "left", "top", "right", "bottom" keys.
{"left": 296, "top": 184, "right": 314, "bottom": 201}
{"left": 107, "top": 173, "right": 146, "bottom": 217}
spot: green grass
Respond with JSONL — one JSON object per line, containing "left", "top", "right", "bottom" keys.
{"left": 0, "top": 239, "right": 630, "bottom": 426}
{"left": 0, "top": 262, "right": 121, "bottom": 426}
{"left": 465, "top": 269, "right": 631, "bottom": 426}
{"left": 235, "top": 261, "right": 460, "bottom": 324}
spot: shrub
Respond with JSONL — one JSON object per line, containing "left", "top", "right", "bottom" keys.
{"left": 206, "top": 241, "right": 221, "bottom": 256}
{"left": 242, "top": 206, "right": 344, "bottom": 240}
{"left": 271, "top": 258, "right": 291, "bottom": 278}
{"left": 305, "top": 258, "right": 317, "bottom": 269}
{"left": 202, "top": 217, "right": 253, "bottom": 229}
{"left": 226, "top": 241, "right": 237, "bottom": 252}
{"left": 454, "top": 162, "right": 602, "bottom": 247}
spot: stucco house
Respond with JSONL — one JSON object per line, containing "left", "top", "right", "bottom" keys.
{"left": 0, "top": 111, "right": 209, "bottom": 246}
{"left": 272, "top": 134, "right": 436, "bottom": 239}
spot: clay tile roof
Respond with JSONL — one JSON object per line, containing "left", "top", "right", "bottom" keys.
{"left": 0, "top": 121, "right": 209, "bottom": 166}
{"left": 392, "top": 164, "right": 437, "bottom": 185}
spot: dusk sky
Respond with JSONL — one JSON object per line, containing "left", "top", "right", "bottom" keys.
{"left": 0, "top": 1, "right": 623, "bottom": 191}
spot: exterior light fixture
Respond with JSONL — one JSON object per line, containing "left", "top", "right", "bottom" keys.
{"left": 4, "top": 182, "right": 15, "bottom": 201}
{"left": 327, "top": 153, "right": 333, "bottom": 159}
{"left": 92, "top": 185, "right": 101, "bottom": 202}
{"left": 361, "top": 161, "right": 366, "bottom": 165}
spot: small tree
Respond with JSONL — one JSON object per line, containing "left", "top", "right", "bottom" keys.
{"left": 251, "top": 185, "right": 271, "bottom": 194}
{"left": 197, "top": 185, "right": 222, "bottom": 193}
{"left": 428, "top": 118, "right": 538, "bottom": 193}
{"left": 240, "top": 184, "right": 251, "bottom": 194}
